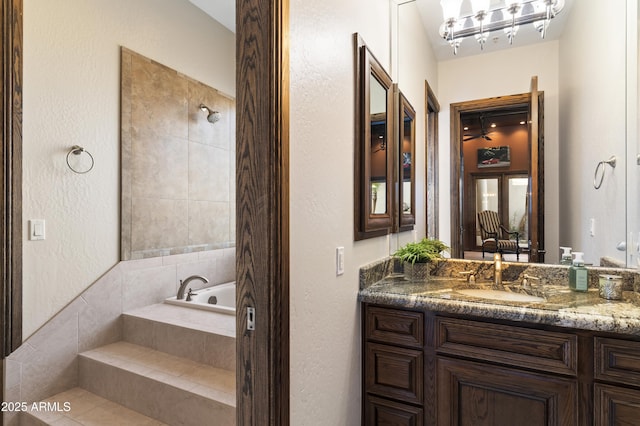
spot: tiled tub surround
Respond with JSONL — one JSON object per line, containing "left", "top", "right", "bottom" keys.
{"left": 359, "top": 257, "right": 640, "bottom": 335}
{"left": 121, "top": 48, "right": 236, "bottom": 260}
{"left": 3, "top": 247, "right": 235, "bottom": 426}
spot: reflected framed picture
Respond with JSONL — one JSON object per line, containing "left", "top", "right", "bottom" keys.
{"left": 477, "top": 146, "right": 511, "bottom": 168}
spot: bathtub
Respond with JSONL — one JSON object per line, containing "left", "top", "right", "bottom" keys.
{"left": 164, "top": 281, "right": 235, "bottom": 315}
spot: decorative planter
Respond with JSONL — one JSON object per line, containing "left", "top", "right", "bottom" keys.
{"left": 403, "top": 262, "right": 430, "bottom": 281}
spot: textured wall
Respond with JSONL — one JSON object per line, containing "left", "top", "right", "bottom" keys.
{"left": 289, "top": 1, "right": 437, "bottom": 424}
{"left": 121, "top": 49, "right": 235, "bottom": 260}
{"left": 558, "top": 0, "right": 627, "bottom": 265}
{"left": 22, "top": 0, "right": 235, "bottom": 338}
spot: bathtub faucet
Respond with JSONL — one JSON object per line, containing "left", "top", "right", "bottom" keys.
{"left": 177, "top": 275, "right": 209, "bottom": 300}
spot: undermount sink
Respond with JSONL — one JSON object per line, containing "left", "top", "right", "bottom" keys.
{"left": 456, "top": 288, "right": 545, "bottom": 303}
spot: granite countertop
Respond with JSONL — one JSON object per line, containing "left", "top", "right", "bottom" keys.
{"left": 358, "top": 258, "right": 640, "bottom": 336}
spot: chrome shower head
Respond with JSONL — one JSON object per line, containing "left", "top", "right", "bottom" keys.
{"left": 199, "top": 104, "right": 221, "bottom": 124}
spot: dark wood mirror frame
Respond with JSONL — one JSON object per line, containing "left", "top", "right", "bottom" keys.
{"left": 354, "top": 34, "right": 394, "bottom": 240}
{"left": 396, "top": 88, "right": 416, "bottom": 232}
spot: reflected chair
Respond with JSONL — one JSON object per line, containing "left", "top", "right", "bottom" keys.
{"left": 477, "top": 210, "right": 520, "bottom": 261}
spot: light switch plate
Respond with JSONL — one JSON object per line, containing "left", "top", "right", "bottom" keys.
{"left": 336, "top": 247, "right": 345, "bottom": 276}
{"left": 29, "top": 219, "right": 46, "bottom": 241}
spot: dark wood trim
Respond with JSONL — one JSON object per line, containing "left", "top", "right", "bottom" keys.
{"left": 1, "top": 1, "right": 22, "bottom": 421}
{"left": 425, "top": 80, "right": 439, "bottom": 239}
{"left": 354, "top": 34, "right": 394, "bottom": 240}
{"left": 235, "top": 0, "right": 289, "bottom": 424}
{"left": 1, "top": 0, "right": 23, "bottom": 357}
{"left": 449, "top": 93, "right": 537, "bottom": 259}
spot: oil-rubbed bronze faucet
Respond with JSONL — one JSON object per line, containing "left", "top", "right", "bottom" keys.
{"left": 177, "top": 275, "right": 209, "bottom": 300}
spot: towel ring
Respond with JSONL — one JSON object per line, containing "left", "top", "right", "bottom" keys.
{"left": 66, "top": 145, "right": 94, "bottom": 174}
{"left": 593, "top": 155, "right": 616, "bottom": 190}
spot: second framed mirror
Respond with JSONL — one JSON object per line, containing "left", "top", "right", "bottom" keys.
{"left": 395, "top": 87, "right": 416, "bottom": 232}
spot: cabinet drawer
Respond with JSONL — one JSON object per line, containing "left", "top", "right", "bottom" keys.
{"left": 595, "top": 337, "right": 640, "bottom": 387}
{"left": 365, "top": 343, "right": 423, "bottom": 405}
{"left": 436, "top": 317, "right": 578, "bottom": 375}
{"left": 364, "top": 394, "right": 423, "bottom": 426}
{"left": 365, "top": 306, "right": 423, "bottom": 348}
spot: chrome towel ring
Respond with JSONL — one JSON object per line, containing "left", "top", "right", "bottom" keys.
{"left": 593, "top": 155, "right": 616, "bottom": 190}
{"left": 66, "top": 145, "right": 94, "bottom": 174}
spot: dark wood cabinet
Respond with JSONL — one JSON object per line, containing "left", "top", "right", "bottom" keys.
{"left": 365, "top": 395, "right": 424, "bottom": 426}
{"left": 594, "top": 337, "right": 640, "bottom": 425}
{"left": 364, "top": 305, "right": 427, "bottom": 426}
{"left": 437, "top": 357, "right": 577, "bottom": 426}
{"left": 362, "top": 303, "right": 640, "bottom": 426}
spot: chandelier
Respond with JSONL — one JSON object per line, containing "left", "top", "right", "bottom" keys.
{"left": 439, "top": 0, "right": 565, "bottom": 55}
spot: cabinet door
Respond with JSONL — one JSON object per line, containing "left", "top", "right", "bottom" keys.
{"left": 437, "top": 357, "right": 577, "bottom": 426}
{"left": 595, "top": 383, "right": 640, "bottom": 426}
{"left": 365, "top": 394, "right": 423, "bottom": 426}
{"left": 366, "top": 343, "right": 423, "bottom": 405}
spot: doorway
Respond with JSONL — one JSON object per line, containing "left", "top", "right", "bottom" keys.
{"left": 2, "top": 0, "right": 291, "bottom": 425}
{"left": 449, "top": 83, "right": 545, "bottom": 263}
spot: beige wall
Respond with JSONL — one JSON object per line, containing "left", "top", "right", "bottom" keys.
{"left": 289, "top": 1, "right": 437, "bottom": 423}
{"left": 559, "top": 0, "right": 627, "bottom": 265}
{"left": 22, "top": 0, "right": 235, "bottom": 338}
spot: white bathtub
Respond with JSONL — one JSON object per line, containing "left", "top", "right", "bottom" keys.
{"left": 164, "top": 281, "right": 235, "bottom": 315}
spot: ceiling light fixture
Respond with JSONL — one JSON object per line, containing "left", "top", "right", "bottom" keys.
{"left": 439, "top": 0, "right": 565, "bottom": 55}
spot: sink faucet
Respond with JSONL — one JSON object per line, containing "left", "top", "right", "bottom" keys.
{"left": 493, "top": 253, "right": 502, "bottom": 286}
{"left": 177, "top": 275, "right": 209, "bottom": 300}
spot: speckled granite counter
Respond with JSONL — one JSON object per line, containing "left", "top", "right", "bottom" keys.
{"left": 358, "top": 257, "right": 640, "bottom": 335}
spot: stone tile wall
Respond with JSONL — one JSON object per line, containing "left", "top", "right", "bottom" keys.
{"left": 121, "top": 48, "right": 235, "bottom": 260}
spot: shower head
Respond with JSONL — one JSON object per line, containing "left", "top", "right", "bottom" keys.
{"left": 199, "top": 104, "right": 221, "bottom": 124}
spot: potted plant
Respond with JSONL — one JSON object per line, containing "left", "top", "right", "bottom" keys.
{"left": 394, "top": 238, "right": 448, "bottom": 280}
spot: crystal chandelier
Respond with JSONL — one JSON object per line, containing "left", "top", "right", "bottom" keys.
{"left": 439, "top": 0, "right": 565, "bottom": 55}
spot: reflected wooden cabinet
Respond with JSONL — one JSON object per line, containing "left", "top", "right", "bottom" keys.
{"left": 354, "top": 34, "right": 416, "bottom": 240}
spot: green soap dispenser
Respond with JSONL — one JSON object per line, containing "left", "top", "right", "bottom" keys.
{"left": 560, "top": 246, "right": 572, "bottom": 265}
{"left": 569, "top": 252, "right": 588, "bottom": 292}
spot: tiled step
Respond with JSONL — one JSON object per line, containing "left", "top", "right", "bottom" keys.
{"left": 123, "top": 303, "right": 236, "bottom": 370}
{"left": 78, "top": 341, "right": 235, "bottom": 426}
{"left": 20, "top": 387, "right": 167, "bottom": 425}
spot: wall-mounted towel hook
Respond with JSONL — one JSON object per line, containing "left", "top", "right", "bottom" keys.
{"left": 66, "top": 145, "right": 94, "bottom": 174}
{"left": 593, "top": 155, "right": 616, "bottom": 190}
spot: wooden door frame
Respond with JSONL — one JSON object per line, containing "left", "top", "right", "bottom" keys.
{"left": 2, "top": 0, "right": 289, "bottom": 424}
{"left": 425, "top": 80, "right": 440, "bottom": 239}
{"left": 1, "top": 0, "right": 23, "bottom": 357}
{"left": 450, "top": 93, "right": 543, "bottom": 260}
{"left": 235, "top": 0, "right": 289, "bottom": 424}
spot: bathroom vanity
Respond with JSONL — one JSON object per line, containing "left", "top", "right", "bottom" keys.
{"left": 359, "top": 259, "right": 640, "bottom": 425}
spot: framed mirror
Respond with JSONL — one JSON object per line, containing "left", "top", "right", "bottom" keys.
{"left": 354, "top": 35, "right": 394, "bottom": 240}
{"left": 396, "top": 88, "right": 416, "bottom": 232}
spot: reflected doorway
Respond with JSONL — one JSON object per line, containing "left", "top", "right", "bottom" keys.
{"left": 449, "top": 82, "right": 545, "bottom": 263}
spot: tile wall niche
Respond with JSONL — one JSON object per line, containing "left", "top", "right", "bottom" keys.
{"left": 3, "top": 248, "right": 235, "bottom": 426}
{"left": 121, "top": 48, "right": 236, "bottom": 260}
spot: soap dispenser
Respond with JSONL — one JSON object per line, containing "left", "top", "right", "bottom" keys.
{"left": 569, "top": 252, "right": 588, "bottom": 292}
{"left": 560, "top": 247, "right": 572, "bottom": 265}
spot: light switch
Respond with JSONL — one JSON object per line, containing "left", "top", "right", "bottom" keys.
{"left": 29, "top": 219, "right": 45, "bottom": 241}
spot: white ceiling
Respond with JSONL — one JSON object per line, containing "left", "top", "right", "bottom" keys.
{"left": 415, "top": 0, "right": 575, "bottom": 61}
{"left": 189, "top": 0, "right": 236, "bottom": 33}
